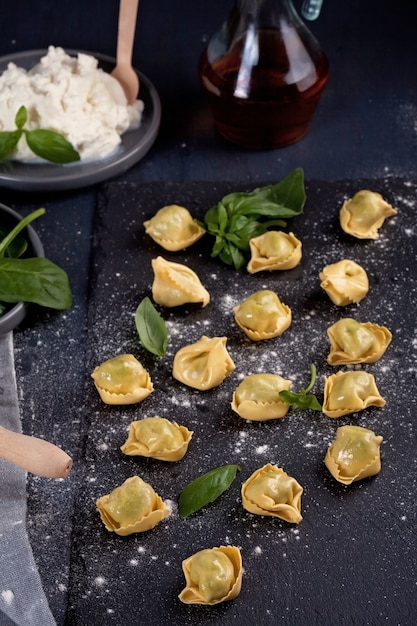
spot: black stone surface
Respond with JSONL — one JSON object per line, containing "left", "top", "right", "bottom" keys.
{"left": 11, "top": 179, "right": 417, "bottom": 624}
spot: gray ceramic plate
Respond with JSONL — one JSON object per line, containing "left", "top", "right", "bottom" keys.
{"left": 0, "top": 203, "right": 44, "bottom": 335}
{"left": 0, "top": 49, "right": 161, "bottom": 192}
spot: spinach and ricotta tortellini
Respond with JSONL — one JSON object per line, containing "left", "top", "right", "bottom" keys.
{"left": 144, "top": 204, "right": 205, "bottom": 251}
{"left": 247, "top": 230, "right": 302, "bottom": 273}
{"left": 233, "top": 290, "right": 292, "bottom": 341}
{"left": 322, "top": 370, "right": 386, "bottom": 418}
{"left": 325, "top": 425, "right": 383, "bottom": 484}
{"left": 327, "top": 318, "right": 392, "bottom": 365}
{"left": 96, "top": 476, "right": 170, "bottom": 536}
{"left": 179, "top": 545, "right": 243, "bottom": 605}
{"left": 91, "top": 354, "right": 153, "bottom": 405}
{"left": 339, "top": 190, "right": 397, "bottom": 239}
{"left": 121, "top": 417, "right": 193, "bottom": 461}
{"left": 231, "top": 373, "right": 292, "bottom": 420}
{"left": 173, "top": 335, "right": 235, "bottom": 390}
{"left": 241, "top": 463, "right": 303, "bottom": 523}
{"left": 320, "top": 259, "right": 369, "bottom": 306}
{"left": 151, "top": 256, "right": 210, "bottom": 308}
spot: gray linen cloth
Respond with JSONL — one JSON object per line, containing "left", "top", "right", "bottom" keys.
{"left": 0, "top": 332, "right": 56, "bottom": 626}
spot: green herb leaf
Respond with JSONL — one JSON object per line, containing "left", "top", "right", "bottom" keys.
{"left": 25, "top": 129, "right": 81, "bottom": 164}
{"left": 15, "top": 105, "right": 28, "bottom": 129}
{"left": 0, "top": 207, "right": 45, "bottom": 259}
{"left": 179, "top": 464, "right": 241, "bottom": 518}
{"left": 279, "top": 364, "right": 322, "bottom": 411}
{"left": 0, "top": 106, "right": 81, "bottom": 164}
{"left": 202, "top": 168, "right": 306, "bottom": 269}
{"left": 135, "top": 296, "right": 168, "bottom": 356}
{"left": 0, "top": 208, "right": 73, "bottom": 315}
{"left": 0, "top": 228, "right": 27, "bottom": 259}
{"left": 0, "top": 257, "right": 72, "bottom": 309}
{"left": 0, "top": 130, "right": 22, "bottom": 161}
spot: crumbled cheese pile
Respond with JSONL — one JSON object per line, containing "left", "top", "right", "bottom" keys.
{"left": 0, "top": 45, "right": 144, "bottom": 161}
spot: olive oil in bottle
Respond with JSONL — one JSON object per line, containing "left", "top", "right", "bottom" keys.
{"left": 198, "top": 0, "right": 329, "bottom": 149}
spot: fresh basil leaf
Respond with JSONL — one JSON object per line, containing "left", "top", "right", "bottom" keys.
{"left": 230, "top": 218, "right": 266, "bottom": 248}
{"left": 202, "top": 168, "right": 306, "bottom": 270}
{"left": 179, "top": 464, "right": 241, "bottom": 518}
{"left": 211, "top": 235, "right": 225, "bottom": 258}
{"left": 15, "top": 105, "right": 28, "bottom": 129}
{"left": 217, "top": 202, "right": 228, "bottom": 232}
{"left": 0, "top": 106, "right": 81, "bottom": 164}
{"left": 0, "top": 130, "right": 22, "bottom": 161}
{"left": 202, "top": 205, "right": 221, "bottom": 231}
{"left": 135, "top": 296, "right": 168, "bottom": 356}
{"left": 279, "top": 389, "right": 322, "bottom": 411}
{"left": 279, "top": 364, "right": 322, "bottom": 412}
{"left": 219, "top": 242, "right": 246, "bottom": 268}
{"left": 0, "top": 257, "right": 72, "bottom": 309}
{"left": 25, "top": 129, "right": 81, "bottom": 164}
{"left": 221, "top": 169, "right": 306, "bottom": 219}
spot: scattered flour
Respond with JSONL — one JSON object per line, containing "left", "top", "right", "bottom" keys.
{"left": 1, "top": 590, "right": 14, "bottom": 606}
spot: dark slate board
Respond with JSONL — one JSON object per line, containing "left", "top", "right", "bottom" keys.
{"left": 66, "top": 179, "right": 417, "bottom": 625}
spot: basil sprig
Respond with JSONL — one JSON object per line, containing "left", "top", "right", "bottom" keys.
{"left": 0, "top": 106, "right": 80, "bottom": 164}
{"left": 179, "top": 464, "right": 241, "bottom": 518}
{"left": 279, "top": 364, "right": 322, "bottom": 411}
{"left": 198, "top": 168, "right": 306, "bottom": 269}
{"left": 0, "top": 208, "right": 72, "bottom": 311}
{"left": 135, "top": 296, "right": 168, "bottom": 356}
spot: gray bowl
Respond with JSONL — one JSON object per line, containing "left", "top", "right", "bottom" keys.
{"left": 0, "top": 203, "right": 44, "bottom": 335}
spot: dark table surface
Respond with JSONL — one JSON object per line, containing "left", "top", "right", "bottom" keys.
{"left": 1, "top": 1, "right": 417, "bottom": 624}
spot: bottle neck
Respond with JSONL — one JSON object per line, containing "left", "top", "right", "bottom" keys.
{"left": 234, "top": 0, "right": 298, "bottom": 22}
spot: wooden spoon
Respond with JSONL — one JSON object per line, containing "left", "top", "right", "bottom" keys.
{"left": 0, "top": 425, "right": 73, "bottom": 479}
{"left": 111, "top": 0, "right": 140, "bottom": 104}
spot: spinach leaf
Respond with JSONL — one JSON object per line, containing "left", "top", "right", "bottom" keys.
{"left": 179, "top": 464, "right": 241, "bottom": 518}
{"left": 0, "top": 208, "right": 72, "bottom": 312}
{"left": 0, "top": 228, "right": 27, "bottom": 259}
{"left": 200, "top": 168, "right": 306, "bottom": 269}
{"left": 135, "top": 296, "right": 168, "bottom": 356}
{"left": 0, "top": 207, "right": 45, "bottom": 259}
{"left": 0, "top": 257, "right": 72, "bottom": 309}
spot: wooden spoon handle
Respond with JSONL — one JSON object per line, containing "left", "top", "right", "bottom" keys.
{"left": 0, "top": 425, "right": 72, "bottom": 479}
{"left": 116, "top": 0, "right": 139, "bottom": 66}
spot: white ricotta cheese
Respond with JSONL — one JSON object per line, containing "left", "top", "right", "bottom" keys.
{"left": 0, "top": 46, "right": 144, "bottom": 161}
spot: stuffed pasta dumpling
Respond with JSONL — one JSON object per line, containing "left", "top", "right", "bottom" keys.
{"left": 247, "top": 231, "right": 302, "bottom": 273}
{"left": 233, "top": 290, "right": 291, "bottom": 341}
{"left": 179, "top": 545, "right": 243, "bottom": 605}
{"left": 320, "top": 259, "right": 369, "bottom": 306}
{"left": 91, "top": 354, "right": 153, "bottom": 405}
{"left": 173, "top": 335, "right": 235, "bottom": 390}
{"left": 144, "top": 205, "right": 205, "bottom": 251}
{"left": 322, "top": 370, "right": 386, "bottom": 418}
{"left": 231, "top": 373, "right": 292, "bottom": 420}
{"left": 324, "top": 425, "right": 383, "bottom": 484}
{"left": 96, "top": 476, "right": 170, "bottom": 536}
{"left": 151, "top": 256, "right": 210, "bottom": 307}
{"left": 241, "top": 463, "right": 303, "bottom": 523}
{"left": 327, "top": 318, "right": 392, "bottom": 365}
{"left": 340, "top": 190, "right": 397, "bottom": 239}
{"left": 120, "top": 417, "right": 193, "bottom": 461}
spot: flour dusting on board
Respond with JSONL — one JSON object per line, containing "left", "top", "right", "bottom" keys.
{"left": 14, "top": 179, "right": 417, "bottom": 624}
